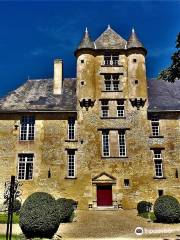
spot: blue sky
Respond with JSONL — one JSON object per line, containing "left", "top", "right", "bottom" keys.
{"left": 0, "top": 1, "right": 179, "bottom": 96}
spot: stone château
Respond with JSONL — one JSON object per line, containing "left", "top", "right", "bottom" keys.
{"left": 0, "top": 25, "right": 180, "bottom": 209}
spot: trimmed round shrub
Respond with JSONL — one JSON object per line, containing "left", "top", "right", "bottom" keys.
{"left": 154, "top": 195, "right": 180, "bottom": 223}
{"left": 13, "top": 199, "right": 21, "bottom": 213}
{"left": 137, "top": 201, "right": 152, "bottom": 214}
{"left": 56, "top": 198, "right": 77, "bottom": 223}
{"left": 19, "top": 192, "right": 60, "bottom": 239}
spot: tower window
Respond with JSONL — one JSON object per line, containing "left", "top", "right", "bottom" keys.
{"left": 104, "top": 53, "right": 119, "bottom": 66}
{"left": 118, "top": 130, "right": 126, "bottom": 157}
{"left": 117, "top": 100, "right": 125, "bottom": 117}
{"left": 153, "top": 149, "right": 163, "bottom": 178}
{"left": 124, "top": 179, "right": 130, "bottom": 187}
{"left": 81, "top": 59, "right": 84, "bottom": 63}
{"left": 151, "top": 115, "right": 160, "bottom": 136}
{"left": 102, "top": 130, "right": 110, "bottom": 157}
{"left": 18, "top": 154, "right": 34, "bottom": 180}
{"left": 175, "top": 169, "right": 179, "bottom": 178}
{"left": 20, "top": 116, "right": 35, "bottom": 141}
{"left": 101, "top": 100, "right": 109, "bottom": 118}
{"left": 68, "top": 117, "right": 75, "bottom": 140}
{"left": 135, "top": 80, "right": 139, "bottom": 84}
{"left": 104, "top": 74, "right": 120, "bottom": 91}
{"left": 133, "top": 59, "right": 137, "bottom": 63}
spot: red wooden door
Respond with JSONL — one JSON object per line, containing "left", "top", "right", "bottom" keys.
{"left": 97, "top": 185, "right": 112, "bottom": 206}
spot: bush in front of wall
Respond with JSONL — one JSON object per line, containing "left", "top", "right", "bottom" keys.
{"left": 19, "top": 192, "right": 60, "bottom": 239}
{"left": 137, "top": 201, "right": 152, "bottom": 214}
{"left": 154, "top": 195, "right": 180, "bottom": 223}
{"left": 56, "top": 198, "right": 77, "bottom": 223}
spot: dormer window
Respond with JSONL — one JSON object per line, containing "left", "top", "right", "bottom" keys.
{"left": 104, "top": 52, "right": 119, "bottom": 66}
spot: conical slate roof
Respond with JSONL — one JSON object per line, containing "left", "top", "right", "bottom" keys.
{"left": 95, "top": 25, "right": 127, "bottom": 50}
{"left": 127, "top": 28, "right": 145, "bottom": 49}
{"left": 77, "top": 28, "right": 95, "bottom": 50}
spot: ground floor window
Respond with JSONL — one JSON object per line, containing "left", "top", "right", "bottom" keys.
{"left": 18, "top": 153, "right": 34, "bottom": 180}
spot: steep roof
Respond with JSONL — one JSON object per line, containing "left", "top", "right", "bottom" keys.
{"left": 0, "top": 78, "right": 76, "bottom": 112}
{"left": 148, "top": 79, "right": 180, "bottom": 112}
{"left": 77, "top": 28, "right": 95, "bottom": 50}
{"left": 127, "top": 28, "right": 144, "bottom": 49}
{"left": 95, "top": 25, "right": 127, "bottom": 50}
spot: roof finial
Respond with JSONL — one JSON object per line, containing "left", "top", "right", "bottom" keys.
{"left": 132, "top": 27, "right": 135, "bottom": 33}
{"left": 107, "top": 24, "right": 111, "bottom": 30}
{"left": 85, "top": 27, "right": 88, "bottom": 34}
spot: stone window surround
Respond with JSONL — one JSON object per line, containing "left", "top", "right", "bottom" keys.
{"left": 17, "top": 153, "right": 34, "bottom": 181}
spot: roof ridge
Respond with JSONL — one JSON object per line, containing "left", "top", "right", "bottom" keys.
{"left": 95, "top": 26, "right": 126, "bottom": 43}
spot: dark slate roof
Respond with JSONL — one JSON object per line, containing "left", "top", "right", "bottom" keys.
{"left": 0, "top": 78, "right": 76, "bottom": 112}
{"left": 148, "top": 79, "right": 180, "bottom": 112}
{"left": 127, "top": 29, "right": 144, "bottom": 49}
{"left": 95, "top": 26, "right": 127, "bottom": 50}
{"left": 77, "top": 28, "right": 95, "bottom": 50}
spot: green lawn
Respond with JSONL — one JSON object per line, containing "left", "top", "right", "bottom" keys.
{"left": 0, "top": 235, "right": 22, "bottom": 240}
{"left": 0, "top": 213, "right": 19, "bottom": 224}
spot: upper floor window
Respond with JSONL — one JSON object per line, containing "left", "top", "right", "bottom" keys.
{"left": 104, "top": 53, "right": 119, "bottom": 66}
{"left": 153, "top": 149, "right": 163, "bottom": 178}
{"left": 67, "top": 150, "right": 76, "bottom": 178}
{"left": 117, "top": 100, "right": 125, "bottom": 117}
{"left": 118, "top": 130, "right": 126, "bottom": 157}
{"left": 102, "top": 130, "right": 110, "bottom": 157}
{"left": 18, "top": 153, "right": 34, "bottom": 180}
{"left": 151, "top": 115, "right": 160, "bottom": 136}
{"left": 68, "top": 117, "right": 75, "bottom": 140}
{"left": 101, "top": 100, "right": 109, "bottom": 118}
{"left": 20, "top": 116, "right": 35, "bottom": 141}
{"left": 104, "top": 74, "right": 120, "bottom": 91}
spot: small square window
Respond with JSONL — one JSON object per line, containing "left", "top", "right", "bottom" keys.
{"left": 133, "top": 59, "right": 137, "bottom": 63}
{"left": 81, "top": 81, "right": 84, "bottom": 86}
{"left": 158, "top": 189, "right": 163, "bottom": 197}
{"left": 135, "top": 80, "right": 138, "bottom": 84}
{"left": 81, "top": 60, "right": 84, "bottom": 63}
{"left": 124, "top": 179, "right": 130, "bottom": 187}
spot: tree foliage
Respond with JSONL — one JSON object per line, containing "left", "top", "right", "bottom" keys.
{"left": 158, "top": 32, "right": 180, "bottom": 82}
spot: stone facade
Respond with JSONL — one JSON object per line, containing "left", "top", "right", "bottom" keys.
{"left": 0, "top": 26, "right": 180, "bottom": 210}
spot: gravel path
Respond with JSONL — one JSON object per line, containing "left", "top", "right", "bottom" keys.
{"left": 58, "top": 210, "right": 180, "bottom": 239}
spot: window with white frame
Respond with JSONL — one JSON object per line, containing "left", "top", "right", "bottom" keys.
{"left": 102, "top": 130, "right": 110, "bottom": 156}
{"left": 18, "top": 154, "right": 33, "bottom": 180}
{"left": 117, "top": 100, "right": 125, "bottom": 117}
{"left": 68, "top": 117, "right": 75, "bottom": 140}
{"left": 67, "top": 150, "right": 76, "bottom": 178}
{"left": 104, "top": 74, "right": 120, "bottom": 91}
{"left": 119, "top": 130, "right": 126, "bottom": 157}
{"left": 20, "top": 116, "right": 35, "bottom": 141}
{"left": 153, "top": 149, "right": 163, "bottom": 178}
{"left": 151, "top": 115, "right": 160, "bottom": 136}
{"left": 104, "top": 53, "right": 119, "bottom": 66}
{"left": 101, "top": 100, "right": 109, "bottom": 118}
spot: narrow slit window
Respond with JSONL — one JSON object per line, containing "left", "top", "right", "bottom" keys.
{"left": 102, "top": 131, "right": 110, "bottom": 156}
{"left": 67, "top": 150, "right": 75, "bottom": 178}
{"left": 119, "top": 130, "right": 126, "bottom": 157}
{"left": 68, "top": 117, "right": 75, "bottom": 140}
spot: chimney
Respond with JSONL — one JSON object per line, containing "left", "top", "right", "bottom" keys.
{"left": 53, "top": 59, "right": 63, "bottom": 95}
